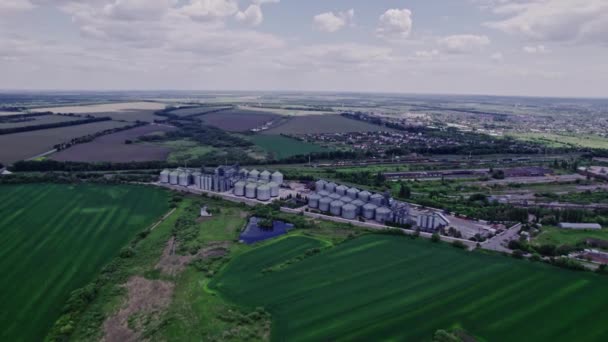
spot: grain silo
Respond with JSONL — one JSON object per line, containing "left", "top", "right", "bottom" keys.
{"left": 375, "top": 207, "right": 393, "bottom": 223}
{"left": 246, "top": 183, "right": 257, "bottom": 198}
{"left": 358, "top": 190, "right": 371, "bottom": 202}
{"left": 329, "top": 193, "right": 341, "bottom": 201}
{"left": 341, "top": 203, "right": 358, "bottom": 220}
{"left": 340, "top": 196, "right": 353, "bottom": 204}
{"left": 160, "top": 170, "right": 170, "bottom": 183}
{"left": 346, "top": 187, "right": 360, "bottom": 199}
{"left": 234, "top": 181, "right": 246, "bottom": 197}
{"left": 272, "top": 171, "right": 284, "bottom": 184}
{"left": 315, "top": 180, "right": 327, "bottom": 191}
{"left": 326, "top": 182, "right": 337, "bottom": 193}
{"left": 257, "top": 184, "right": 271, "bottom": 201}
{"left": 308, "top": 193, "right": 322, "bottom": 208}
{"left": 239, "top": 168, "right": 249, "bottom": 179}
{"left": 249, "top": 169, "right": 260, "bottom": 181}
{"left": 169, "top": 170, "right": 179, "bottom": 185}
{"left": 330, "top": 200, "right": 344, "bottom": 216}
{"left": 192, "top": 171, "right": 202, "bottom": 188}
{"left": 336, "top": 185, "right": 348, "bottom": 196}
{"left": 178, "top": 171, "right": 190, "bottom": 186}
{"left": 370, "top": 194, "right": 385, "bottom": 206}
{"left": 319, "top": 197, "right": 332, "bottom": 212}
{"left": 318, "top": 190, "right": 330, "bottom": 197}
{"left": 351, "top": 199, "right": 365, "bottom": 215}
{"left": 362, "top": 203, "right": 378, "bottom": 219}
{"left": 268, "top": 182, "right": 280, "bottom": 197}
{"left": 260, "top": 170, "right": 271, "bottom": 182}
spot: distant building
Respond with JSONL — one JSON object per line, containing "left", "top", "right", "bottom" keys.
{"left": 558, "top": 223, "right": 602, "bottom": 230}
{"left": 200, "top": 206, "right": 212, "bottom": 217}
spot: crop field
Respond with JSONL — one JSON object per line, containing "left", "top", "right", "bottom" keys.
{"left": 32, "top": 101, "right": 166, "bottom": 114}
{"left": 263, "top": 114, "right": 388, "bottom": 135}
{"left": 0, "top": 120, "right": 130, "bottom": 164}
{"left": 511, "top": 132, "right": 608, "bottom": 150}
{"left": 212, "top": 235, "right": 608, "bottom": 342}
{"left": 0, "top": 184, "right": 169, "bottom": 342}
{"left": 0, "top": 114, "right": 81, "bottom": 129}
{"left": 168, "top": 106, "right": 230, "bottom": 117}
{"left": 250, "top": 135, "right": 327, "bottom": 159}
{"left": 200, "top": 109, "right": 280, "bottom": 132}
{"left": 51, "top": 124, "right": 175, "bottom": 162}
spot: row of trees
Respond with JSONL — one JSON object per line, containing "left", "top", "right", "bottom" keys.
{"left": 0, "top": 116, "right": 111, "bottom": 135}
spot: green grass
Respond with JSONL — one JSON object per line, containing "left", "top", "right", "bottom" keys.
{"left": 160, "top": 139, "right": 216, "bottom": 164}
{"left": 211, "top": 234, "right": 608, "bottom": 342}
{"left": 0, "top": 183, "right": 169, "bottom": 342}
{"left": 250, "top": 135, "right": 327, "bottom": 159}
{"left": 511, "top": 132, "right": 608, "bottom": 149}
{"left": 534, "top": 226, "right": 608, "bottom": 246}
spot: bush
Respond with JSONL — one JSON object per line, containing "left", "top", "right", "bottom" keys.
{"left": 452, "top": 240, "right": 467, "bottom": 249}
{"left": 431, "top": 233, "right": 441, "bottom": 243}
{"left": 512, "top": 250, "right": 525, "bottom": 259}
{"left": 551, "top": 257, "right": 586, "bottom": 271}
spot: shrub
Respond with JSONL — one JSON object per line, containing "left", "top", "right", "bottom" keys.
{"left": 452, "top": 240, "right": 467, "bottom": 249}
{"left": 431, "top": 233, "right": 441, "bottom": 243}
{"left": 512, "top": 250, "right": 525, "bottom": 259}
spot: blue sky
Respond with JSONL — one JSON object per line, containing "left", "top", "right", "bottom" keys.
{"left": 0, "top": 0, "right": 607, "bottom": 97}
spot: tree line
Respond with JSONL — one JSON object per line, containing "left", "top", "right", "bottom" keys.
{"left": 0, "top": 116, "right": 111, "bottom": 135}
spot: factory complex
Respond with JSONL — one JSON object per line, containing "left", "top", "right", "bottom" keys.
{"left": 159, "top": 165, "right": 284, "bottom": 202}
{"left": 308, "top": 180, "right": 450, "bottom": 233}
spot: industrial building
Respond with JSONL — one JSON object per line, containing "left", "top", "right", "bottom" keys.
{"left": 558, "top": 223, "right": 602, "bottom": 230}
{"left": 159, "top": 165, "right": 283, "bottom": 202}
{"left": 309, "top": 179, "right": 448, "bottom": 231}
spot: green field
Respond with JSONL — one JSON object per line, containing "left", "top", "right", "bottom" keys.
{"left": 250, "top": 135, "right": 327, "bottom": 159}
{"left": 211, "top": 235, "right": 608, "bottom": 342}
{"left": 534, "top": 226, "right": 608, "bottom": 247}
{"left": 511, "top": 132, "right": 608, "bottom": 149}
{"left": 0, "top": 184, "right": 169, "bottom": 341}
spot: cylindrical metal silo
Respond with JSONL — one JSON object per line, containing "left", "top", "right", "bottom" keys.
{"left": 347, "top": 187, "right": 360, "bottom": 199}
{"left": 257, "top": 184, "right": 271, "bottom": 201}
{"left": 336, "top": 185, "right": 348, "bottom": 196}
{"left": 319, "top": 197, "right": 332, "bottom": 212}
{"left": 340, "top": 196, "right": 353, "bottom": 204}
{"left": 248, "top": 169, "right": 260, "bottom": 181}
{"left": 375, "top": 207, "right": 393, "bottom": 223}
{"left": 269, "top": 182, "right": 280, "bottom": 197}
{"left": 169, "top": 171, "right": 179, "bottom": 185}
{"left": 272, "top": 171, "right": 284, "bottom": 184}
{"left": 330, "top": 200, "right": 344, "bottom": 216}
{"left": 351, "top": 199, "right": 365, "bottom": 215}
{"left": 239, "top": 168, "right": 249, "bottom": 179}
{"left": 160, "top": 170, "right": 170, "bottom": 183}
{"left": 178, "top": 172, "right": 190, "bottom": 186}
{"left": 341, "top": 203, "right": 358, "bottom": 220}
{"left": 234, "top": 181, "right": 246, "bottom": 197}
{"left": 370, "top": 194, "right": 384, "bottom": 206}
{"left": 315, "top": 180, "right": 327, "bottom": 191}
{"left": 362, "top": 203, "right": 378, "bottom": 219}
{"left": 308, "top": 194, "right": 322, "bottom": 208}
{"left": 358, "top": 191, "right": 371, "bottom": 202}
{"left": 318, "top": 190, "right": 330, "bottom": 197}
{"left": 192, "top": 172, "right": 202, "bottom": 188}
{"left": 326, "top": 182, "right": 337, "bottom": 193}
{"left": 246, "top": 183, "right": 257, "bottom": 198}
{"left": 329, "top": 193, "right": 341, "bottom": 201}
{"left": 260, "top": 170, "right": 271, "bottom": 182}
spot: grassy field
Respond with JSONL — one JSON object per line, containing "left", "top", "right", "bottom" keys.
{"left": 534, "top": 226, "right": 608, "bottom": 246}
{"left": 250, "top": 135, "right": 327, "bottom": 159}
{"left": 0, "top": 114, "right": 81, "bottom": 129}
{"left": 211, "top": 234, "right": 608, "bottom": 342}
{"left": 511, "top": 132, "right": 608, "bottom": 149}
{"left": 263, "top": 115, "right": 389, "bottom": 135}
{"left": 161, "top": 139, "right": 217, "bottom": 164}
{"left": 0, "top": 184, "right": 169, "bottom": 342}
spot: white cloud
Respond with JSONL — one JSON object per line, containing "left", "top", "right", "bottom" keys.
{"left": 415, "top": 49, "right": 439, "bottom": 59}
{"left": 103, "top": 0, "right": 174, "bottom": 21}
{"left": 313, "top": 9, "right": 354, "bottom": 33}
{"left": 0, "top": 0, "right": 35, "bottom": 12}
{"left": 377, "top": 8, "right": 413, "bottom": 38}
{"left": 523, "top": 45, "right": 549, "bottom": 54}
{"left": 438, "top": 34, "right": 490, "bottom": 54}
{"left": 179, "top": 0, "right": 239, "bottom": 21}
{"left": 236, "top": 4, "right": 263, "bottom": 26}
{"left": 484, "top": 0, "right": 608, "bottom": 44}
{"left": 491, "top": 52, "right": 504, "bottom": 62}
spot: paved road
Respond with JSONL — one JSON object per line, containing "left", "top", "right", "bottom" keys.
{"left": 482, "top": 223, "right": 522, "bottom": 253}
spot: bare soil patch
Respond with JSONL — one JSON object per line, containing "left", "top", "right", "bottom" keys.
{"left": 155, "top": 238, "right": 230, "bottom": 276}
{"left": 51, "top": 124, "right": 175, "bottom": 163}
{"left": 102, "top": 276, "right": 174, "bottom": 342}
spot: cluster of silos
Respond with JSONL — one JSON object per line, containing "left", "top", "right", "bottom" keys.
{"left": 310, "top": 179, "right": 394, "bottom": 223}
{"left": 161, "top": 168, "right": 192, "bottom": 187}
{"left": 232, "top": 168, "right": 283, "bottom": 201}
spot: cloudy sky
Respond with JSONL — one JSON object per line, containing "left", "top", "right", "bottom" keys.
{"left": 0, "top": 0, "right": 607, "bottom": 97}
